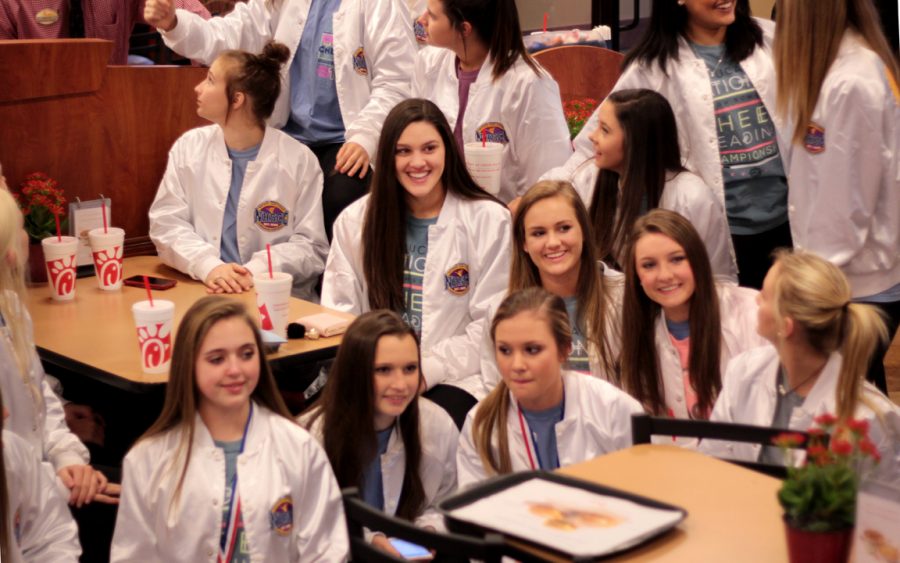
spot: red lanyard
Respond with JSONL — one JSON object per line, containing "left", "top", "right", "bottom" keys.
{"left": 516, "top": 406, "right": 538, "bottom": 471}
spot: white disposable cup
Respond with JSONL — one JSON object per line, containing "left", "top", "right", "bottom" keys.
{"left": 254, "top": 272, "right": 292, "bottom": 337}
{"left": 41, "top": 236, "right": 79, "bottom": 301}
{"left": 464, "top": 142, "right": 504, "bottom": 196}
{"left": 88, "top": 227, "right": 125, "bottom": 291}
{"left": 131, "top": 300, "right": 175, "bottom": 374}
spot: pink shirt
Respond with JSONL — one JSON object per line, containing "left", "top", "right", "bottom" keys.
{"left": 0, "top": 0, "right": 210, "bottom": 64}
{"left": 667, "top": 332, "right": 706, "bottom": 420}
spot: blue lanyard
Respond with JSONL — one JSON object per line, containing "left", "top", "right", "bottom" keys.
{"left": 219, "top": 403, "right": 253, "bottom": 560}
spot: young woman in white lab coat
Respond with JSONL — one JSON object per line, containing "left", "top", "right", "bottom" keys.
{"left": 111, "top": 297, "right": 347, "bottom": 562}
{"left": 619, "top": 209, "right": 764, "bottom": 422}
{"left": 0, "top": 186, "right": 112, "bottom": 508}
{"left": 458, "top": 288, "right": 643, "bottom": 489}
{"left": 587, "top": 89, "right": 734, "bottom": 280}
{"left": 704, "top": 251, "right": 900, "bottom": 486}
{"left": 149, "top": 42, "right": 328, "bottom": 301}
{"left": 144, "top": 0, "right": 417, "bottom": 239}
{"left": 322, "top": 99, "right": 511, "bottom": 427}
{"left": 544, "top": 0, "right": 789, "bottom": 289}
{"left": 773, "top": 0, "right": 900, "bottom": 395}
{"left": 302, "top": 310, "right": 457, "bottom": 558}
{"left": 413, "top": 0, "right": 572, "bottom": 206}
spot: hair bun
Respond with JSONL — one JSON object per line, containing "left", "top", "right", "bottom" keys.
{"left": 261, "top": 41, "right": 290, "bottom": 68}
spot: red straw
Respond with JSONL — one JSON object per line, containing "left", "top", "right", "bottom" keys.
{"left": 542, "top": 12, "right": 548, "bottom": 33}
{"left": 101, "top": 200, "right": 108, "bottom": 233}
{"left": 143, "top": 275, "right": 154, "bottom": 307}
{"left": 482, "top": 127, "right": 487, "bottom": 148}
{"left": 54, "top": 212, "right": 61, "bottom": 242}
{"left": 266, "top": 244, "right": 273, "bottom": 279}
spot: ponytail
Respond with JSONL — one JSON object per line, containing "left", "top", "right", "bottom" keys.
{"left": 472, "top": 383, "right": 512, "bottom": 475}
{"left": 835, "top": 303, "right": 888, "bottom": 420}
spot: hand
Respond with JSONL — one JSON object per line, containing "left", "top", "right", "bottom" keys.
{"left": 204, "top": 263, "right": 254, "bottom": 294}
{"left": 144, "top": 0, "right": 177, "bottom": 32}
{"left": 335, "top": 142, "right": 370, "bottom": 179}
{"left": 371, "top": 535, "right": 403, "bottom": 558}
{"left": 94, "top": 482, "right": 121, "bottom": 505}
{"left": 58, "top": 465, "right": 107, "bottom": 507}
{"left": 507, "top": 196, "right": 522, "bottom": 217}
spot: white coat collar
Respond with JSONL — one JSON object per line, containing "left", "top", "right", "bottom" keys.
{"left": 210, "top": 126, "right": 279, "bottom": 165}
{"left": 503, "top": 370, "right": 580, "bottom": 429}
{"left": 192, "top": 401, "right": 270, "bottom": 456}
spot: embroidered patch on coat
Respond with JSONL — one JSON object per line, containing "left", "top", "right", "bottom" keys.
{"left": 413, "top": 19, "right": 427, "bottom": 43}
{"left": 255, "top": 201, "right": 289, "bottom": 232}
{"left": 803, "top": 123, "right": 825, "bottom": 154}
{"left": 270, "top": 496, "right": 293, "bottom": 536}
{"left": 444, "top": 263, "right": 470, "bottom": 296}
{"left": 353, "top": 47, "right": 368, "bottom": 76}
{"left": 475, "top": 122, "right": 509, "bottom": 144}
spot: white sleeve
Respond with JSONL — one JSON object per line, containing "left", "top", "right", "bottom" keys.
{"left": 477, "top": 309, "right": 503, "bottom": 396}
{"left": 148, "top": 141, "right": 224, "bottom": 283}
{"left": 110, "top": 452, "right": 157, "bottom": 562}
{"left": 415, "top": 412, "right": 459, "bottom": 532}
{"left": 321, "top": 207, "right": 367, "bottom": 314}
{"left": 455, "top": 413, "right": 488, "bottom": 490}
{"left": 294, "top": 439, "right": 350, "bottom": 562}
{"left": 161, "top": 0, "right": 273, "bottom": 65}
{"left": 698, "top": 357, "right": 742, "bottom": 459}
{"left": 39, "top": 371, "right": 90, "bottom": 471}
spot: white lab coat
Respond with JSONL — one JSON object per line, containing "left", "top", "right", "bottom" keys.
{"left": 477, "top": 262, "right": 625, "bottom": 396}
{"left": 457, "top": 370, "right": 644, "bottom": 489}
{"left": 111, "top": 405, "right": 348, "bottom": 562}
{"left": 2, "top": 430, "right": 81, "bottom": 563}
{"left": 652, "top": 282, "right": 766, "bottom": 420}
{"left": 0, "top": 295, "right": 89, "bottom": 472}
{"left": 322, "top": 192, "right": 512, "bottom": 395}
{"left": 412, "top": 47, "right": 573, "bottom": 203}
{"left": 702, "top": 346, "right": 900, "bottom": 487}
{"left": 781, "top": 31, "right": 900, "bottom": 298}
{"left": 302, "top": 398, "right": 458, "bottom": 535}
{"left": 161, "top": 0, "right": 415, "bottom": 160}
{"left": 543, "top": 18, "right": 785, "bottom": 278}
{"left": 149, "top": 125, "right": 329, "bottom": 301}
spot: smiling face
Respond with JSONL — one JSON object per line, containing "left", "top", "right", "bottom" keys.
{"left": 588, "top": 101, "right": 626, "bottom": 174}
{"left": 634, "top": 232, "right": 696, "bottom": 322}
{"left": 371, "top": 334, "right": 421, "bottom": 431}
{"left": 522, "top": 196, "right": 583, "bottom": 294}
{"left": 683, "top": 0, "right": 736, "bottom": 44}
{"left": 395, "top": 120, "right": 446, "bottom": 216}
{"left": 494, "top": 310, "right": 567, "bottom": 411}
{"left": 194, "top": 316, "right": 260, "bottom": 418}
{"left": 194, "top": 57, "right": 232, "bottom": 125}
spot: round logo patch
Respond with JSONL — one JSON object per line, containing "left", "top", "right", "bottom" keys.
{"left": 476, "top": 122, "right": 509, "bottom": 144}
{"left": 353, "top": 47, "right": 368, "bottom": 76}
{"left": 270, "top": 495, "right": 293, "bottom": 536}
{"left": 803, "top": 123, "right": 825, "bottom": 154}
{"left": 444, "top": 263, "right": 470, "bottom": 296}
{"left": 413, "top": 19, "right": 427, "bottom": 44}
{"left": 255, "top": 201, "right": 289, "bottom": 232}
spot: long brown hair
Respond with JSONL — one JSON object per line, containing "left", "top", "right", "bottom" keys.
{"left": 218, "top": 41, "right": 290, "bottom": 127}
{"left": 305, "top": 310, "right": 426, "bottom": 520}
{"left": 620, "top": 209, "right": 722, "bottom": 417}
{"left": 362, "top": 99, "right": 502, "bottom": 312}
{"left": 472, "top": 288, "right": 571, "bottom": 475}
{"left": 511, "top": 180, "right": 619, "bottom": 376}
{"left": 590, "top": 90, "right": 686, "bottom": 268}
{"left": 775, "top": 0, "right": 900, "bottom": 144}
{"left": 770, "top": 250, "right": 888, "bottom": 420}
{"left": 136, "top": 296, "right": 292, "bottom": 511}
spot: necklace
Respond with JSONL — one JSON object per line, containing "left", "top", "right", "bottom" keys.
{"left": 690, "top": 43, "right": 725, "bottom": 76}
{"left": 777, "top": 366, "right": 821, "bottom": 396}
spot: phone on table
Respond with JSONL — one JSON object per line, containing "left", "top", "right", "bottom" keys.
{"left": 123, "top": 275, "right": 177, "bottom": 290}
{"left": 388, "top": 538, "right": 433, "bottom": 560}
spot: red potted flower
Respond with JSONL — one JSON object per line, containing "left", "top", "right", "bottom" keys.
{"left": 12, "top": 172, "right": 68, "bottom": 284}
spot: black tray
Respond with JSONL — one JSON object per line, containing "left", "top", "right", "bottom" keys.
{"left": 439, "top": 471, "right": 687, "bottom": 562}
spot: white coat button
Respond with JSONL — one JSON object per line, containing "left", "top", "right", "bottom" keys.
{"left": 788, "top": 204, "right": 795, "bottom": 213}
{"left": 207, "top": 548, "right": 214, "bottom": 557}
{"left": 239, "top": 236, "right": 247, "bottom": 244}
{"left": 212, "top": 236, "right": 219, "bottom": 240}
{"left": 796, "top": 244, "right": 803, "bottom": 250}
{"left": 676, "top": 395, "right": 683, "bottom": 403}
{"left": 213, "top": 498, "right": 218, "bottom": 506}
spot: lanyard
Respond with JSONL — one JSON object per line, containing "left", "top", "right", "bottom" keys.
{"left": 516, "top": 392, "right": 564, "bottom": 471}
{"left": 218, "top": 403, "right": 253, "bottom": 563}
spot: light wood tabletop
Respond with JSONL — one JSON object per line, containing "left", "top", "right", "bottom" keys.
{"left": 26, "top": 256, "right": 349, "bottom": 389}
{"left": 506, "top": 445, "right": 787, "bottom": 562}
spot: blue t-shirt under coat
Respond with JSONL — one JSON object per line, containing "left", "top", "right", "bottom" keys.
{"left": 220, "top": 143, "right": 261, "bottom": 264}
{"left": 521, "top": 401, "right": 564, "bottom": 470}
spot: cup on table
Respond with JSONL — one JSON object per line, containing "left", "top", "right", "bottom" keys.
{"left": 463, "top": 142, "right": 503, "bottom": 196}
{"left": 131, "top": 299, "right": 175, "bottom": 374}
{"left": 88, "top": 227, "right": 125, "bottom": 291}
{"left": 41, "top": 236, "right": 79, "bottom": 301}
{"left": 254, "top": 272, "right": 292, "bottom": 337}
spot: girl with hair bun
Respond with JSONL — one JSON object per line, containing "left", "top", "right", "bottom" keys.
{"left": 150, "top": 41, "right": 329, "bottom": 301}
{"left": 705, "top": 250, "right": 900, "bottom": 484}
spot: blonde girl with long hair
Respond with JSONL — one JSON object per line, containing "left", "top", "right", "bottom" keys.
{"left": 704, "top": 251, "right": 900, "bottom": 485}
{"left": 457, "top": 287, "right": 642, "bottom": 488}
{"left": 112, "top": 297, "right": 347, "bottom": 562}
{"left": 773, "top": 0, "right": 900, "bottom": 395}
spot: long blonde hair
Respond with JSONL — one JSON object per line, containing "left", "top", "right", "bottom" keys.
{"left": 472, "top": 288, "right": 572, "bottom": 476}
{"left": 774, "top": 0, "right": 900, "bottom": 144}
{"left": 511, "top": 180, "right": 619, "bottom": 376}
{"left": 771, "top": 250, "right": 888, "bottom": 419}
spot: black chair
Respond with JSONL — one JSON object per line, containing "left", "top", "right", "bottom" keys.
{"left": 341, "top": 488, "right": 505, "bottom": 563}
{"left": 631, "top": 414, "right": 826, "bottom": 479}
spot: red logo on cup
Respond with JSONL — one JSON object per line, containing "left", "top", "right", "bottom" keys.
{"left": 47, "top": 256, "right": 76, "bottom": 296}
{"left": 136, "top": 322, "right": 172, "bottom": 370}
{"left": 92, "top": 246, "right": 123, "bottom": 286}
{"left": 259, "top": 303, "right": 274, "bottom": 330}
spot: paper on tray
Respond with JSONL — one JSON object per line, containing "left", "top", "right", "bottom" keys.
{"left": 448, "top": 478, "right": 682, "bottom": 558}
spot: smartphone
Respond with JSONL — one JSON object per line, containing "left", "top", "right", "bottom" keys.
{"left": 388, "top": 538, "right": 432, "bottom": 561}
{"left": 123, "top": 275, "right": 177, "bottom": 290}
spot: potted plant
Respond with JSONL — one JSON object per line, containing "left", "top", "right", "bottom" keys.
{"left": 11, "top": 172, "right": 67, "bottom": 284}
{"left": 563, "top": 97, "right": 599, "bottom": 140}
{"left": 775, "top": 414, "right": 882, "bottom": 563}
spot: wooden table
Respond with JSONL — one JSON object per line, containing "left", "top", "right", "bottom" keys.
{"left": 509, "top": 445, "right": 787, "bottom": 562}
{"left": 26, "top": 256, "right": 348, "bottom": 391}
